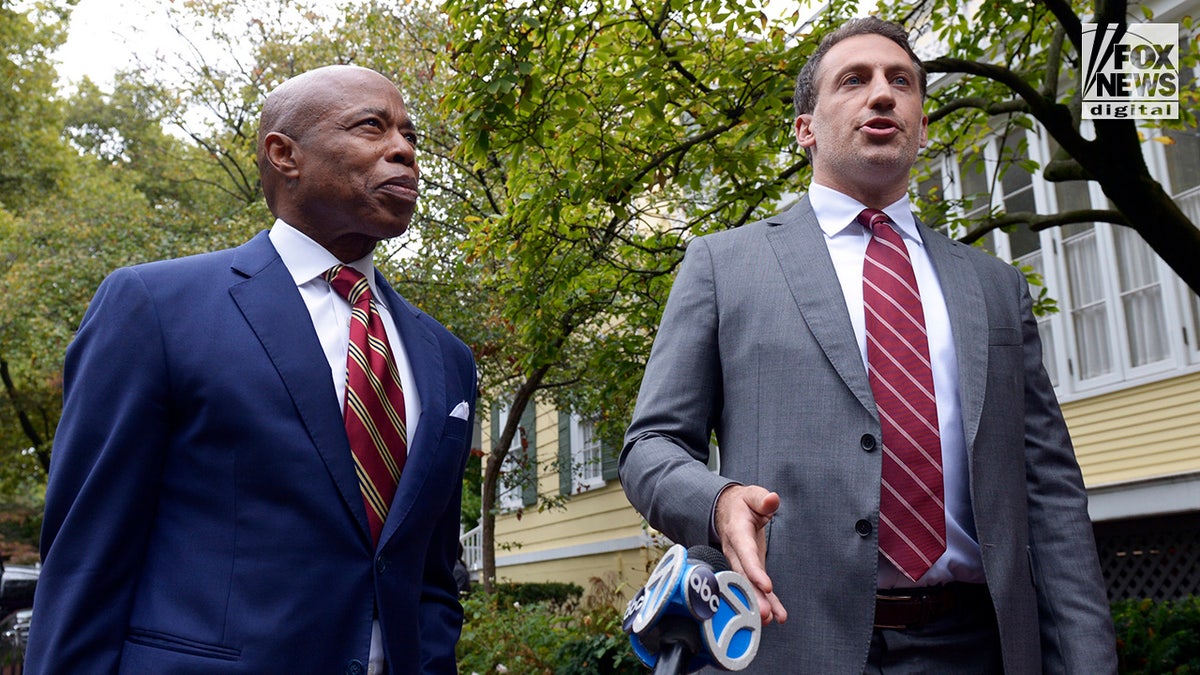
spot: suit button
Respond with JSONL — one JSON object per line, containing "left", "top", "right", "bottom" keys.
{"left": 860, "top": 434, "right": 877, "bottom": 452}
{"left": 855, "top": 519, "right": 873, "bottom": 537}
{"left": 346, "top": 659, "right": 366, "bottom": 675}
{"left": 376, "top": 556, "right": 387, "bottom": 574}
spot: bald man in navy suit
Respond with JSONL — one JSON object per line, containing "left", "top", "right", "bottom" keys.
{"left": 28, "top": 65, "right": 476, "bottom": 674}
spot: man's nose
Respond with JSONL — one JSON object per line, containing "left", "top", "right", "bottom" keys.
{"left": 865, "top": 75, "right": 895, "bottom": 109}
{"left": 387, "top": 131, "right": 416, "bottom": 166}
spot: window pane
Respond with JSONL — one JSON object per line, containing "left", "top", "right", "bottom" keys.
{"left": 960, "top": 155, "right": 990, "bottom": 216}
{"left": 1164, "top": 109, "right": 1200, "bottom": 195}
{"left": 571, "top": 417, "right": 604, "bottom": 492}
{"left": 1007, "top": 225, "right": 1040, "bottom": 259}
{"left": 999, "top": 134, "right": 1033, "bottom": 199}
{"left": 1191, "top": 291, "right": 1200, "bottom": 357}
{"left": 998, "top": 134, "right": 1040, "bottom": 259}
{"left": 1063, "top": 226, "right": 1113, "bottom": 379}
{"left": 1113, "top": 227, "right": 1169, "bottom": 366}
{"left": 498, "top": 405, "right": 524, "bottom": 510}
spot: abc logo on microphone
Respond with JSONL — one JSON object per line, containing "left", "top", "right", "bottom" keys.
{"left": 623, "top": 544, "right": 761, "bottom": 672}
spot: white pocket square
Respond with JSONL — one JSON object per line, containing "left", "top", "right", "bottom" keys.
{"left": 449, "top": 401, "right": 470, "bottom": 420}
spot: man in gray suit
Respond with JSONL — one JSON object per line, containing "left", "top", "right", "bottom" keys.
{"left": 620, "top": 17, "right": 1117, "bottom": 673}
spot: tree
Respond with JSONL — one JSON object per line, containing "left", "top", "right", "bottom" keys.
{"left": 900, "top": 0, "right": 1200, "bottom": 291}
{"left": 443, "top": 0, "right": 812, "bottom": 589}
{"left": 441, "top": 0, "right": 1199, "bottom": 587}
{"left": 0, "top": 0, "right": 74, "bottom": 212}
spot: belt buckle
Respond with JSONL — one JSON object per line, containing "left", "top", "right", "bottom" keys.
{"left": 874, "top": 592, "right": 921, "bottom": 630}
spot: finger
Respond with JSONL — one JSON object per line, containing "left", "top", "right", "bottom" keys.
{"left": 723, "top": 529, "right": 773, "bottom": 593}
{"left": 763, "top": 589, "right": 788, "bottom": 624}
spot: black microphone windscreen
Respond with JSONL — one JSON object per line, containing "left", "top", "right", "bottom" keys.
{"left": 686, "top": 545, "right": 731, "bottom": 573}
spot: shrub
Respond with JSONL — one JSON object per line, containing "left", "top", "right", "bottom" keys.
{"left": 457, "top": 575, "right": 642, "bottom": 674}
{"left": 494, "top": 580, "right": 583, "bottom": 614}
{"left": 1113, "top": 596, "right": 1200, "bottom": 673}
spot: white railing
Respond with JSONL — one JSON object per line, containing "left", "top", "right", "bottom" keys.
{"left": 460, "top": 524, "right": 483, "bottom": 574}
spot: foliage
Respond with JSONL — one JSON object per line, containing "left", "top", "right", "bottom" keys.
{"left": 0, "top": 0, "right": 74, "bottom": 212}
{"left": 442, "top": 0, "right": 817, "bottom": 590}
{"left": 1113, "top": 596, "right": 1200, "bottom": 673}
{"left": 0, "top": 498, "right": 42, "bottom": 564}
{"left": 63, "top": 74, "right": 245, "bottom": 217}
{"left": 494, "top": 580, "right": 584, "bottom": 612}
{"left": 457, "top": 575, "right": 641, "bottom": 675}
{"left": 0, "top": 164, "right": 261, "bottom": 477}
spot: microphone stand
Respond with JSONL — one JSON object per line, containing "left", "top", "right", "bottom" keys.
{"left": 652, "top": 616, "right": 702, "bottom": 675}
{"left": 653, "top": 642, "right": 689, "bottom": 675}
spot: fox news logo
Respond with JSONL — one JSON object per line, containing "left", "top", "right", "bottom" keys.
{"left": 1082, "top": 23, "right": 1179, "bottom": 119}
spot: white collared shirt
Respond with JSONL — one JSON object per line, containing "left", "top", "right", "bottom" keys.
{"left": 269, "top": 219, "right": 421, "bottom": 672}
{"left": 807, "top": 183, "right": 986, "bottom": 588}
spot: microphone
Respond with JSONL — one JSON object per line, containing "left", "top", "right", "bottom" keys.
{"left": 622, "top": 543, "right": 761, "bottom": 673}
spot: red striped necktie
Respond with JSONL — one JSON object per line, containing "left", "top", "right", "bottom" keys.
{"left": 325, "top": 264, "right": 408, "bottom": 545}
{"left": 859, "top": 208, "right": 946, "bottom": 582}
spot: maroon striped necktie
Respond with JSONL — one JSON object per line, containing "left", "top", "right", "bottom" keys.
{"left": 326, "top": 264, "right": 408, "bottom": 544}
{"left": 859, "top": 208, "right": 946, "bottom": 582}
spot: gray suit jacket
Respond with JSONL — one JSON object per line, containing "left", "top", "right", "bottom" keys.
{"left": 621, "top": 197, "right": 1116, "bottom": 673}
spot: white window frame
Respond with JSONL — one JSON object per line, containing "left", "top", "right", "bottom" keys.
{"left": 496, "top": 403, "right": 524, "bottom": 512}
{"left": 569, "top": 415, "right": 605, "bottom": 493}
{"left": 928, "top": 122, "right": 1199, "bottom": 401}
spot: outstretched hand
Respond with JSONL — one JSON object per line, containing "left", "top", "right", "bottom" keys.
{"left": 715, "top": 485, "right": 788, "bottom": 625}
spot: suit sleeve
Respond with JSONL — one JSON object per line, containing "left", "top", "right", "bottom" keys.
{"left": 1014, "top": 269, "right": 1117, "bottom": 674}
{"left": 620, "top": 237, "right": 736, "bottom": 547}
{"left": 25, "top": 268, "right": 171, "bottom": 673}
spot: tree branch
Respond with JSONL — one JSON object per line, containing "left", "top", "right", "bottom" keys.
{"left": 956, "top": 208, "right": 1129, "bottom": 244}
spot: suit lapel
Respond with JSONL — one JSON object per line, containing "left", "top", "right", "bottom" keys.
{"left": 228, "top": 232, "right": 371, "bottom": 542}
{"left": 920, "top": 228, "right": 988, "bottom": 454}
{"left": 373, "top": 273, "right": 448, "bottom": 546}
{"left": 765, "top": 198, "right": 876, "bottom": 415}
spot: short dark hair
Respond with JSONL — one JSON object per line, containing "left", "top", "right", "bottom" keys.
{"left": 793, "top": 17, "right": 927, "bottom": 119}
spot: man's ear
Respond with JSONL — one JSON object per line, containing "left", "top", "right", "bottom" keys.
{"left": 794, "top": 115, "right": 816, "bottom": 151}
{"left": 263, "top": 132, "right": 301, "bottom": 179}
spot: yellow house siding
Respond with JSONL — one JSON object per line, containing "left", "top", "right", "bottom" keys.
{"left": 1063, "top": 371, "right": 1200, "bottom": 486}
{"left": 495, "top": 485, "right": 643, "bottom": 551}
{"left": 484, "top": 400, "right": 656, "bottom": 597}
{"left": 493, "top": 550, "right": 655, "bottom": 602}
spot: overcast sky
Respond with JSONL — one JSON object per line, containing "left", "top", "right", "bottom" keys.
{"left": 54, "top": 0, "right": 179, "bottom": 87}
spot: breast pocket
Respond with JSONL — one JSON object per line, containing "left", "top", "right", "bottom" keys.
{"left": 988, "top": 327, "right": 1021, "bottom": 346}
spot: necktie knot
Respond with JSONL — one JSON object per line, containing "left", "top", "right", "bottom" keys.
{"left": 857, "top": 208, "right": 893, "bottom": 234}
{"left": 326, "top": 264, "right": 370, "bottom": 306}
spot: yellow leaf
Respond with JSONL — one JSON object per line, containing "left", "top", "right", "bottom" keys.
{"left": 1151, "top": 136, "right": 1176, "bottom": 145}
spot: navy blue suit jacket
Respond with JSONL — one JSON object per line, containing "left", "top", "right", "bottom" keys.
{"left": 27, "top": 232, "right": 477, "bottom": 674}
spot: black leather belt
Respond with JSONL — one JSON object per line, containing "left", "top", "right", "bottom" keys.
{"left": 874, "top": 583, "right": 990, "bottom": 630}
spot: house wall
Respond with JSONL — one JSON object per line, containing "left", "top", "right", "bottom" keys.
{"left": 487, "top": 402, "right": 660, "bottom": 599}
{"left": 1064, "top": 370, "right": 1200, "bottom": 486}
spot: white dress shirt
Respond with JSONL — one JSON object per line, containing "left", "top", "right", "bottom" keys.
{"left": 807, "top": 183, "right": 986, "bottom": 588}
{"left": 269, "top": 219, "right": 421, "bottom": 673}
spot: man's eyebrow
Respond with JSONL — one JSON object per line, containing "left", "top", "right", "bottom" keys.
{"left": 352, "top": 105, "right": 417, "bottom": 128}
{"left": 828, "top": 60, "right": 917, "bottom": 80}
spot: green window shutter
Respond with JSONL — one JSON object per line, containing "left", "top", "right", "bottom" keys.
{"left": 490, "top": 403, "right": 500, "bottom": 450}
{"left": 601, "top": 434, "right": 619, "bottom": 482}
{"left": 558, "top": 412, "right": 573, "bottom": 496}
{"left": 521, "top": 403, "right": 538, "bottom": 506}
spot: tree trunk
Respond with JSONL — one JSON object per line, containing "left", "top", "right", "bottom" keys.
{"left": 1052, "top": 117, "right": 1200, "bottom": 293}
{"left": 0, "top": 356, "right": 48, "bottom": 472}
{"left": 478, "top": 365, "right": 550, "bottom": 593}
